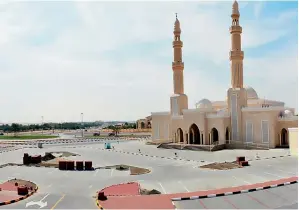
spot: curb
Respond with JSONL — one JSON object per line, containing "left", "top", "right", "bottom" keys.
{"left": 171, "top": 180, "right": 298, "bottom": 201}
{"left": 96, "top": 199, "right": 104, "bottom": 209}
{"left": 0, "top": 185, "right": 38, "bottom": 206}
{"left": 101, "top": 148, "right": 291, "bottom": 163}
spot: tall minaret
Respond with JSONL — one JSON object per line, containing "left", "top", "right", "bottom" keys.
{"left": 172, "top": 13, "right": 184, "bottom": 94}
{"left": 230, "top": 0, "right": 244, "bottom": 88}
{"left": 170, "top": 14, "right": 188, "bottom": 117}
{"left": 227, "top": 0, "right": 247, "bottom": 143}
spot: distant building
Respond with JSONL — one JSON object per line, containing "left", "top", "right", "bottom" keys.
{"left": 137, "top": 116, "right": 152, "bottom": 129}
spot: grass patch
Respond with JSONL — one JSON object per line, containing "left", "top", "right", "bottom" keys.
{"left": 0, "top": 135, "right": 58, "bottom": 140}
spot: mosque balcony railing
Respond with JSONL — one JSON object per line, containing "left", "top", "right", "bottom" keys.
{"left": 229, "top": 51, "right": 244, "bottom": 58}
{"left": 277, "top": 116, "right": 298, "bottom": 121}
{"left": 229, "top": 26, "right": 242, "bottom": 33}
{"left": 172, "top": 62, "right": 184, "bottom": 68}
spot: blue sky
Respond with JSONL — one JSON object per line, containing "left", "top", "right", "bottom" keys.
{"left": 0, "top": 1, "right": 297, "bottom": 123}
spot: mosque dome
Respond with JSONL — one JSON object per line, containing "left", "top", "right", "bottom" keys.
{"left": 196, "top": 98, "right": 213, "bottom": 109}
{"left": 245, "top": 86, "right": 258, "bottom": 99}
{"left": 284, "top": 110, "right": 293, "bottom": 117}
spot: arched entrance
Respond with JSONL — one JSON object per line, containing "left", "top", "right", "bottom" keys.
{"left": 281, "top": 128, "right": 288, "bottom": 146}
{"left": 177, "top": 128, "right": 184, "bottom": 143}
{"left": 140, "top": 122, "right": 145, "bottom": 129}
{"left": 211, "top": 128, "right": 219, "bottom": 144}
{"left": 225, "top": 127, "right": 229, "bottom": 144}
{"left": 189, "top": 124, "right": 201, "bottom": 144}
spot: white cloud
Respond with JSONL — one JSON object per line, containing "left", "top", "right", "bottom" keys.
{"left": 0, "top": 1, "right": 297, "bottom": 123}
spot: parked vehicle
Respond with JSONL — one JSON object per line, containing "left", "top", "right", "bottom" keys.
{"left": 93, "top": 132, "right": 100, "bottom": 136}
{"left": 108, "top": 133, "right": 115, "bottom": 136}
{"left": 0, "top": 133, "right": 4, "bottom": 135}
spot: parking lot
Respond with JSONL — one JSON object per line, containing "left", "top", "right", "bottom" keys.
{"left": 0, "top": 139, "right": 297, "bottom": 209}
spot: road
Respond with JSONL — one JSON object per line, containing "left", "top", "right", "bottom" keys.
{"left": 174, "top": 183, "right": 298, "bottom": 209}
{"left": 0, "top": 139, "right": 297, "bottom": 209}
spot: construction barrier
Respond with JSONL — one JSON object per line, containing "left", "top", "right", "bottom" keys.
{"left": 58, "top": 161, "right": 67, "bottom": 170}
{"left": 84, "top": 161, "right": 92, "bottom": 170}
{"left": 17, "top": 186, "right": 28, "bottom": 196}
{"left": 66, "top": 161, "right": 75, "bottom": 170}
{"left": 76, "top": 161, "right": 84, "bottom": 171}
{"left": 236, "top": 156, "right": 245, "bottom": 163}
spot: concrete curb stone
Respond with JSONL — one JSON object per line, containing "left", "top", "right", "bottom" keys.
{"left": 171, "top": 180, "right": 298, "bottom": 201}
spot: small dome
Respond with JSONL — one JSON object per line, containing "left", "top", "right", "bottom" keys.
{"left": 284, "top": 110, "right": 293, "bottom": 117}
{"left": 196, "top": 98, "right": 212, "bottom": 109}
{"left": 245, "top": 86, "right": 258, "bottom": 99}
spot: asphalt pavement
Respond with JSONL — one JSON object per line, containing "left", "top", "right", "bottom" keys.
{"left": 0, "top": 139, "right": 297, "bottom": 209}
{"left": 174, "top": 183, "right": 298, "bottom": 209}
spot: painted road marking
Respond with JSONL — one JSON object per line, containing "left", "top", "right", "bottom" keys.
{"left": 110, "top": 169, "right": 114, "bottom": 177}
{"left": 93, "top": 170, "right": 99, "bottom": 177}
{"left": 50, "top": 194, "right": 66, "bottom": 210}
{"left": 264, "top": 172, "right": 285, "bottom": 178}
{"left": 89, "top": 185, "right": 93, "bottom": 189}
{"left": 232, "top": 176, "right": 251, "bottom": 184}
{"left": 178, "top": 181, "right": 190, "bottom": 192}
{"left": 47, "top": 184, "right": 52, "bottom": 188}
{"left": 158, "top": 182, "right": 167, "bottom": 194}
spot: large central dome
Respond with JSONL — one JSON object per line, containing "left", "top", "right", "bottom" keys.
{"left": 245, "top": 86, "right": 258, "bottom": 99}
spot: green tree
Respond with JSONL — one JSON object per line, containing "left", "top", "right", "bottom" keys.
{"left": 11, "top": 123, "right": 21, "bottom": 137}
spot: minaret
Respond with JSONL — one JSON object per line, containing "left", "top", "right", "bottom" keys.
{"left": 172, "top": 13, "right": 184, "bottom": 94}
{"left": 170, "top": 14, "right": 188, "bottom": 117}
{"left": 230, "top": 0, "right": 244, "bottom": 88}
{"left": 227, "top": 0, "right": 247, "bottom": 143}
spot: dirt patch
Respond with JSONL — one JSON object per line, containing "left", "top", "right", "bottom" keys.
{"left": 200, "top": 161, "right": 243, "bottom": 170}
{"left": 49, "top": 151, "right": 79, "bottom": 157}
{"left": 140, "top": 188, "right": 161, "bottom": 195}
{"left": 101, "top": 164, "right": 151, "bottom": 175}
{"left": 129, "top": 166, "right": 151, "bottom": 175}
{"left": 7, "top": 179, "right": 37, "bottom": 191}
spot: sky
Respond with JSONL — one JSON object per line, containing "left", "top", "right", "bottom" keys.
{"left": 0, "top": 0, "right": 297, "bottom": 124}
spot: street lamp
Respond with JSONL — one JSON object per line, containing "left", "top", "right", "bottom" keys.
{"left": 41, "top": 116, "right": 44, "bottom": 135}
{"left": 81, "top": 113, "right": 84, "bottom": 138}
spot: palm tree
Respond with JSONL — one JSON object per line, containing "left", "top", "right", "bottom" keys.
{"left": 112, "top": 126, "right": 121, "bottom": 137}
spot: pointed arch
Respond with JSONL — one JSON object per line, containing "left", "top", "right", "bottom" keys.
{"left": 177, "top": 128, "right": 184, "bottom": 143}
{"left": 211, "top": 127, "right": 219, "bottom": 143}
{"left": 225, "top": 127, "right": 229, "bottom": 144}
{"left": 281, "top": 128, "right": 288, "bottom": 146}
{"left": 189, "top": 124, "right": 201, "bottom": 144}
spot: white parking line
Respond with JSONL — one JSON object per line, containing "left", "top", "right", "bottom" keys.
{"left": 110, "top": 169, "right": 114, "bottom": 177}
{"left": 93, "top": 170, "right": 99, "bottom": 177}
{"left": 232, "top": 176, "right": 251, "bottom": 184}
{"left": 264, "top": 172, "right": 285, "bottom": 178}
{"left": 178, "top": 181, "right": 190, "bottom": 192}
{"left": 158, "top": 182, "right": 167, "bottom": 194}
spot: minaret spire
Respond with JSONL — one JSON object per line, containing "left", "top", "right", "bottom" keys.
{"left": 172, "top": 13, "right": 184, "bottom": 94}
{"left": 229, "top": 0, "right": 244, "bottom": 88}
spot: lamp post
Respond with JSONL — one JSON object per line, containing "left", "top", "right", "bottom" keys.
{"left": 81, "top": 113, "right": 84, "bottom": 138}
{"left": 41, "top": 116, "right": 44, "bottom": 135}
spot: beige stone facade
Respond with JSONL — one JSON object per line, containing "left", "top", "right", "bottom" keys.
{"left": 151, "top": 1, "right": 298, "bottom": 149}
{"left": 288, "top": 128, "right": 298, "bottom": 156}
{"left": 136, "top": 116, "right": 152, "bottom": 129}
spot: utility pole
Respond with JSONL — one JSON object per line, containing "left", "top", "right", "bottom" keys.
{"left": 81, "top": 113, "right": 84, "bottom": 138}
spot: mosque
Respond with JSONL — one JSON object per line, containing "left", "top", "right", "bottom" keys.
{"left": 151, "top": 1, "right": 298, "bottom": 149}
